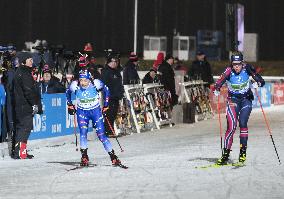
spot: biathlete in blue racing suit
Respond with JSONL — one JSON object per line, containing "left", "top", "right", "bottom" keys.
{"left": 66, "top": 69, "right": 122, "bottom": 166}
{"left": 213, "top": 52, "right": 265, "bottom": 165}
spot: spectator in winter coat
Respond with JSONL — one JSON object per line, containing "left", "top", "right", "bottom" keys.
{"left": 101, "top": 55, "right": 124, "bottom": 137}
{"left": 13, "top": 54, "right": 43, "bottom": 159}
{"left": 158, "top": 54, "right": 178, "bottom": 107}
{"left": 39, "top": 67, "right": 66, "bottom": 94}
{"left": 188, "top": 50, "right": 214, "bottom": 87}
{"left": 123, "top": 52, "right": 140, "bottom": 85}
{"left": 142, "top": 69, "right": 159, "bottom": 84}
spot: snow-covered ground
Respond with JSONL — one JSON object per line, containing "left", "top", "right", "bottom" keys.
{"left": 0, "top": 105, "right": 284, "bottom": 199}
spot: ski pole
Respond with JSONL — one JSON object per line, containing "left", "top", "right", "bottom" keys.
{"left": 255, "top": 88, "right": 281, "bottom": 165}
{"left": 217, "top": 95, "right": 223, "bottom": 155}
{"left": 104, "top": 115, "right": 124, "bottom": 152}
{"left": 73, "top": 114, "right": 78, "bottom": 151}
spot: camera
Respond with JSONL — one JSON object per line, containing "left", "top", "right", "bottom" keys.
{"left": 32, "top": 45, "right": 48, "bottom": 54}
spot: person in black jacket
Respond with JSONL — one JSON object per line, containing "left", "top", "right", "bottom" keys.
{"left": 13, "top": 55, "right": 43, "bottom": 159}
{"left": 101, "top": 55, "right": 124, "bottom": 137}
{"left": 188, "top": 51, "right": 214, "bottom": 87}
{"left": 123, "top": 52, "right": 140, "bottom": 85}
{"left": 158, "top": 54, "right": 178, "bottom": 107}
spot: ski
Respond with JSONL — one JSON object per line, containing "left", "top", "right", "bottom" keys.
{"left": 195, "top": 162, "right": 245, "bottom": 169}
{"left": 66, "top": 163, "right": 128, "bottom": 171}
{"left": 66, "top": 163, "right": 97, "bottom": 171}
{"left": 113, "top": 163, "right": 128, "bottom": 169}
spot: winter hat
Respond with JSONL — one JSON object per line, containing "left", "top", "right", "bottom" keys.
{"left": 79, "top": 56, "right": 89, "bottom": 67}
{"left": 231, "top": 52, "right": 243, "bottom": 63}
{"left": 153, "top": 52, "right": 164, "bottom": 70}
{"left": 84, "top": 43, "right": 93, "bottom": 52}
{"left": 20, "top": 53, "right": 33, "bottom": 64}
{"left": 79, "top": 69, "right": 91, "bottom": 79}
{"left": 106, "top": 54, "right": 118, "bottom": 64}
{"left": 129, "top": 52, "right": 138, "bottom": 62}
{"left": 43, "top": 64, "right": 52, "bottom": 75}
{"left": 165, "top": 53, "right": 174, "bottom": 61}
{"left": 196, "top": 50, "right": 205, "bottom": 56}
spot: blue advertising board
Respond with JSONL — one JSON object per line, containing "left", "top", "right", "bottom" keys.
{"left": 29, "top": 93, "right": 78, "bottom": 140}
{"left": 252, "top": 83, "right": 272, "bottom": 108}
{"left": 29, "top": 93, "right": 97, "bottom": 140}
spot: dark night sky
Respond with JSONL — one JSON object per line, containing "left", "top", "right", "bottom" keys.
{"left": 0, "top": 0, "right": 283, "bottom": 60}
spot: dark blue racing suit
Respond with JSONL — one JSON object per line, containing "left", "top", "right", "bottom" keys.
{"left": 214, "top": 63, "right": 265, "bottom": 150}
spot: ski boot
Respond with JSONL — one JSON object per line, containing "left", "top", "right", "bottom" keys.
{"left": 24, "top": 141, "right": 34, "bottom": 159}
{"left": 12, "top": 142, "right": 27, "bottom": 159}
{"left": 216, "top": 148, "right": 231, "bottom": 165}
{"left": 80, "top": 148, "right": 89, "bottom": 166}
{"left": 239, "top": 147, "right": 247, "bottom": 163}
{"left": 108, "top": 149, "right": 121, "bottom": 166}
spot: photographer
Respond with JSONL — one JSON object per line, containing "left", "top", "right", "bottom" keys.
{"left": 13, "top": 54, "right": 43, "bottom": 159}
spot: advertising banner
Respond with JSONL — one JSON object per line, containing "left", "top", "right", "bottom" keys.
{"left": 29, "top": 93, "right": 96, "bottom": 140}
{"left": 29, "top": 94, "right": 78, "bottom": 140}
{"left": 273, "top": 83, "right": 284, "bottom": 105}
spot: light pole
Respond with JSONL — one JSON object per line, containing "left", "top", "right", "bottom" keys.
{"left": 134, "top": 0, "right": 138, "bottom": 54}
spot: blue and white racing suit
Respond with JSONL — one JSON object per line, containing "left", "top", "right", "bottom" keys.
{"left": 66, "top": 79, "right": 112, "bottom": 152}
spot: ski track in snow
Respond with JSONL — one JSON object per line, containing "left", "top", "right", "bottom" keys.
{"left": 0, "top": 105, "right": 284, "bottom": 199}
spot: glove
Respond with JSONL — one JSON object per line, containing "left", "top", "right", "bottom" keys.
{"left": 68, "top": 104, "right": 76, "bottom": 115}
{"left": 213, "top": 90, "right": 220, "bottom": 96}
{"left": 102, "top": 106, "right": 109, "bottom": 113}
{"left": 32, "top": 105, "right": 38, "bottom": 115}
{"left": 251, "top": 82, "right": 259, "bottom": 89}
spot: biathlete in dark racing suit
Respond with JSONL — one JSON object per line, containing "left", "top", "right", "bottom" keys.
{"left": 213, "top": 52, "right": 265, "bottom": 165}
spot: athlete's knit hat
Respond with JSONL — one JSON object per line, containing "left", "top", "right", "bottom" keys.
{"left": 79, "top": 69, "right": 91, "bottom": 79}
{"left": 231, "top": 52, "right": 243, "bottom": 63}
